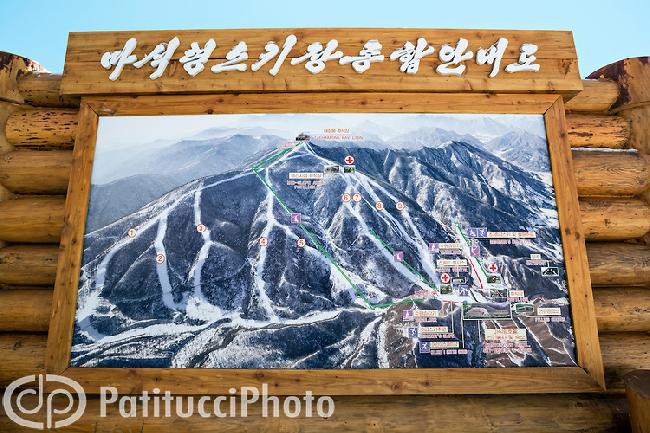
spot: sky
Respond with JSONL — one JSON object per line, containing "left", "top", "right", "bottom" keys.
{"left": 1, "top": 0, "right": 648, "bottom": 78}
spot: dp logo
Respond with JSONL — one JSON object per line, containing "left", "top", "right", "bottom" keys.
{"left": 2, "top": 374, "right": 86, "bottom": 429}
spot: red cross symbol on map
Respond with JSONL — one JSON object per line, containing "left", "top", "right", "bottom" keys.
{"left": 487, "top": 263, "right": 498, "bottom": 273}
{"left": 440, "top": 273, "right": 450, "bottom": 284}
{"left": 344, "top": 155, "right": 355, "bottom": 165}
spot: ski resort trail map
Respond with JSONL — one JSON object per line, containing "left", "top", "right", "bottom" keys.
{"left": 72, "top": 113, "right": 578, "bottom": 369}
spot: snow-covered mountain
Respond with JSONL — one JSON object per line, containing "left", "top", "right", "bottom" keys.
{"left": 86, "top": 134, "right": 282, "bottom": 230}
{"left": 485, "top": 131, "right": 551, "bottom": 173}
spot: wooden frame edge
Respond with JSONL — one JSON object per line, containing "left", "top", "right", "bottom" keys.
{"left": 46, "top": 93, "right": 605, "bottom": 395}
{"left": 59, "top": 366, "right": 600, "bottom": 395}
{"left": 46, "top": 101, "right": 98, "bottom": 375}
{"left": 544, "top": 98, "right": 605, "bottom": 389}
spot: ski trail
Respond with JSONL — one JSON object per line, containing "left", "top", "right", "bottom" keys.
{"left": 155, "top": 208, "right": 188, "bottom": 310}
{"left": 339, "top": 175, "right": 422, "bottom": 285}
{"left": 249, "top": 151, "right": 305, "bottom": 323}
{"left": 93, "top": 173, "right": 251, "bottom": 293}
{"left": 190, "top": 186, "right": 211, "bottom": 297}
{"left": 356, "top": 174, "right": 438, "bottom": 281}
{"left": 341, "top": 315, "right": 383, "bottom": 367}
{"left": 251, "top": 175, "right": 281, "bottom": 323}
{"left": 89, "top": 172, "right": 254, "bottom": 322}
{"left": 185, "top": 186, "right": 224, "bottom": 321}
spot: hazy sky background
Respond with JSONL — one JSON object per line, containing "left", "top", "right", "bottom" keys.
{"left": 96, "top": 113, "right": 546, "bottom": 150}
{"left": 1, "top": 0, "right": 647, "bottom": 77}
{"left": 92, "top": 113, "right": 546, "bottom": 185}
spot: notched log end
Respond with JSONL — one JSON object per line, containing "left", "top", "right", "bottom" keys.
{"left": 587, "top": 57, "right": 650, "bottom": 109}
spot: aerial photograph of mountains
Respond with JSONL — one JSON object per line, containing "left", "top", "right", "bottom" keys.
{"left": 71, "top": 112, "right": 578, "bottom": 369}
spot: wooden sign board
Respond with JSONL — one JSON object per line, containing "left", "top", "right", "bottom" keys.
{"left": 60, "top": 29, "right": 582, "bottom": 98}
{"left": 47, "top": 29, "right": 603, "bottom": 396}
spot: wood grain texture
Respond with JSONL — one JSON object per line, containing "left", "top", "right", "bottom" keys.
{"left": 0, "top": 245, "right": 58, "bottom": 286}
{"left": 572, "top": 150, "right": 650, "bottom": 197}
{"left": 0, "top": 150, "right": 71, "bottom": 194}
{"left": 0, "top": 101, "right": 18, "bottom": 155}
{"left": 587, "top": 243, "right": 650, "bottom": 287}
{"left": 564, "top": 79, "right": 618, "bottom": 112}
{"left": 66, "top": 29, "right": 581, "bottom": 61}
{"left": 0, "top": 393, "right": 630, "bottom": 432}
{"left": 618, "top": 105, "right": 650, "bottom": 154}
{"left": 580, "top": 198, "right": 650, "bottom": 241}
{"left": 545, "top": 97, "right": 604, "bottom": 389}
{"left": 5, "top": 108, "right": 78, "bottom": 148}
{"left": 0, "top": 197, "right": 64, "bottom": 243}
{"left": 86, "top": 92, "right": 560, "bottom": 115}
{"left": 46, "top": 102, "right": 97, "bottom": 375}
{"left": 60, "top": 366, "right": 602, "bottom": 396}
{"left": 600, "top": 332, "right": 650, "bottom": 392}
{"left": 62, "top": 59, "right": 582, "bottom": 96}
{"left": 0, "top": 289, "right": 52, "bottom": 332}
{"left": 0, "top": 333, "right": 46, "bottom": 385}
{"left": 594, "top": 288, "right": 650, "bottom": 332}
{"left": 566, "top": 114, "right": 629, "bottom": 148}
{"left": 624, "top": 370, "right": 650, "bottom": 433}
{"left": 27, "top": 73, "right": 621, "bottom": 113}
{"left": 61, "top": 29, "right": 582, "bottom": 97}
{"left": 17, "top": 72, "right": 80, "bottom": 108}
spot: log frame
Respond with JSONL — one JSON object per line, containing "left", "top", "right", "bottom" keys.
{"left": 46, "top": 92, "right": 605, "bottom": 395}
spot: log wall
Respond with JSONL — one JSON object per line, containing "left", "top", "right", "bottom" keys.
{"left": 1, "top": 51, "right": 648, "bottom": 431}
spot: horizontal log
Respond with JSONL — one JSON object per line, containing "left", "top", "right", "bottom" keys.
{"left": 0, "top": 290, "right": 51, "bottom": 332}
{"left": 0, "top": 391, "right": 630, "bottom": 432}
{"left": 5, "top": 108, "right": 78, "bottom": 148}
{"left": 566, "top": 114, "right": 629, "bottom": 148}
{"left": 3, "top": 85, "right": 620, "bottom": 153}
{"left": 0, "top": 245, "right": 58, "bottom": 286}
{"left": 594, "top": 288, "right": 650, "bottom": 332}
{"left": 0, "top": 150, "right": 71, "bottom": 194}
{"left": 17, "top": 72, "right": 80, "bottom": 108}
{"left": 580, "top": 198, "right": 650, "bottom": 241}
{"left": 0, "top": 333, "right": 46, "bottom": 385}
{"left": 572, "top": 150, "right": 650, "bottom": 197}
{"left": 0, "top": 197, "right": 64, "bottom": 244}
{"left": 600, "top": 332, "right": 650, "bottom": 392}
{"left": 564, "top": 79, "right": 619, "bottom": 112}
{"left": 587, "top": 243, "right": 650, "bottom": 287}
